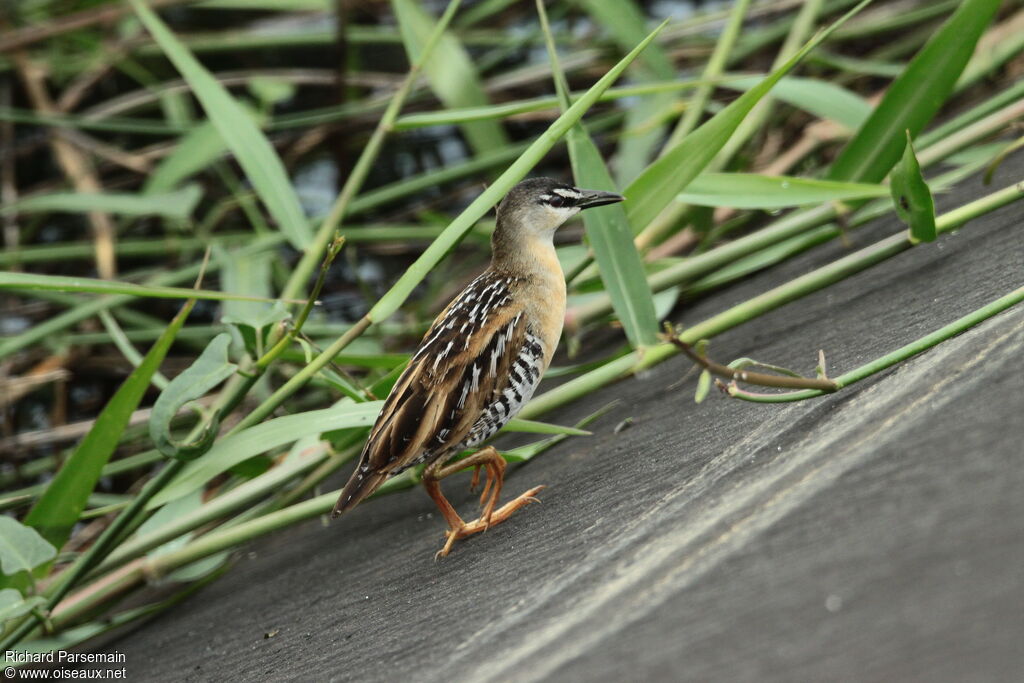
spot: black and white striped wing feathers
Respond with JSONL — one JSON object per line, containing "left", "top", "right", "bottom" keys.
{"left": 332, "top": 271, "right": 545, "bottom": 515}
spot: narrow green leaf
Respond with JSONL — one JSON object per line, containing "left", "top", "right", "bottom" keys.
{"left": 0, "top": 272, "right": 285, "bottom": 304}
{"left": 719, "top": 75, "right": 872, "bottom": 130}
{"left": 392, "top": 0, "right": 508, "bottom": 155}
{"left": 0, "top": 518, "right": 56, "bottom": 576}
{"left": 367, "top": 19, "right": 668, "bottom": 323}
{"left": 676, "top": 173, "right": 890, "bottom": 209}
{"left": 502, "top": 403, "right": 614, "bottom": 463}
{"left": 503, "top": 418, "right": 590, "bottom": 436}
{"left": 129, "top": 0, "right": 312, "bottom": 249}
{"left": 538, "top": 0, "right": 659, "bottom": 348}
{"left": 625, "top": 0, "right": 873, "bottom": 230}
{"left": 694, "top": 369, "right": 711, "bottom": 403}
{"left": 569, "top": 134, "right": 660, "bottom": 347}
{"left": 150, "top": 334, "right": 238, "bottom": 460}
{"left": 0, "top": 590, "right": 45, "bottom": 624}
{"left": 22, "top": 300, "right": 195, "bottom": 550}
{"left": 392, "top": 79, "right": 719, "bottom": 130}
{"left": 148, "top": 402, "right": 384, "bottom": 508}
{"left": 891, "top": 132, "right": 936, "bottom": 243}
{"left": 573, "top": 0, "right": 676, "bottom": 184}
{"left": 827, "top": 0, "right": 1001, "bottom": 183}
{"left": 3, "top": 185, "right": 203, "bottom": 220}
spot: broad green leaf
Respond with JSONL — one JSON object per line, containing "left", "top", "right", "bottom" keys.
{"left": 20, "top": 299, "right": 194, "bottom": 551}
{"left": 676, "top": 173, "right": 889, "bottom": 208}
{"left": 827, "top": 0, "right": 1001, "bottom": 183}
{"left": 891, "top": 132, "right": 936, "bottom": 243}
{"left": 367, "top": 18, "right": 668, "bottom": 323}
{"left": 129, "top": 0, "right": 312, "bottom": 249}
{"left": 149, "top": 334, "right": 238, "bottom": 460}
{"left": 392, "top": 0, "right": 508, "bottom": 155}
{"left": 0, "top": 589, "right": 45, "bottom": 623}
{"left": 3, "top": 185, "right": 202, "bottom": 220}
{"left": 149, "top": 401, "right": 384, "bottom": 508}
{"left": 0, "top": 517, "right": 56, "bottom": 575}
{"left": 625, "top": 0, "right": 872, "bottom": 231}
{"left": 0, "top": 272, "right": 284, "bottom": 304}
{"left": 720, "top": 76, "right": 872, "bottom": 130}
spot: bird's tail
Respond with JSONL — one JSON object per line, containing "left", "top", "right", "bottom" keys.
{"left": 331, "top": 462, "right": 388, "bottom": 518}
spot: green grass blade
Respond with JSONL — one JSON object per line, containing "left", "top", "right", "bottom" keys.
{"left": 719, "top": 75, "right": 872, "bottom": 130}
{"left": 129, "top": 0, "right": 312, "bottom": 249}
{"left": 148, "top": 402, "right": 383, "bottom": 508}
{"left": 21, "top": 300, "right": 195, "bottom": 550}
{"left": 392, "top": 0, "right": 508, "bottom": 155}
{"left": 892, "top": 132, "right": 936, "bottom": 243}
{"left": 827, "top": 0, "right": 1001, "bottom": 182}
{"left": 367, "top": 19, "right": 668, "bottom": 323}
{"left": 503, "top": 418, "right": 590, "bottom": 436}
{"left": 677, "top": 173, "right": 890, "bottom": 208}
{"left": 0, "top": 272, "right": 287, "bottom": 304}
{"left": 625, "top": 0, "right": 873, "bottom": 231}
{"left": 4, "top": 186, "right": 203, "bottom": 220}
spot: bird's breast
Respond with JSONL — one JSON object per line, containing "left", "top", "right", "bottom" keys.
{"left": 521, "top": 269, "right": 566, "bottom": 371}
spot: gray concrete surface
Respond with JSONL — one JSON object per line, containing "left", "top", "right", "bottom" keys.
{"left": 109, "top": 154, "right": 1024, "bottom": 682}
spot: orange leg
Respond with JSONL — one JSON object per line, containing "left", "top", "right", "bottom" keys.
{"left": 422, "top": 446, "right": 545, "bottom": 559}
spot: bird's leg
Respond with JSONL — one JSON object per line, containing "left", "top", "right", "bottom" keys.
{"left": 422, "top": 446, "right": 544, "bottom": 558}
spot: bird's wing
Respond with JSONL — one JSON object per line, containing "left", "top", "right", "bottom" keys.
{"left": 333, "top": 271, "right": 530, "bottom": 514}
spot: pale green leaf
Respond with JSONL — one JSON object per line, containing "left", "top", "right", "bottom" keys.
{"left": 4, "top": 185, "right": 202, "bottom": 219}
{"left": 0, "top": 518, "right": 57, "bottom": 576}
{"left": 677, "top": 173, "right": 889, "bottom": 208}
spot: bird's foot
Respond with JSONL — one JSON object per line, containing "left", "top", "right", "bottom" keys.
{"left": 434, "top": 485, "right": 545, "bottom": 559}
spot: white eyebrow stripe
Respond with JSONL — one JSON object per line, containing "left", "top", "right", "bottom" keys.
{"left": 553, "top": 188, "right": 582, "bottom": 199}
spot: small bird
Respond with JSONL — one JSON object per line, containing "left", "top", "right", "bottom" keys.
{"left": 332, "top": 177, "right": 624, "bottom": 557}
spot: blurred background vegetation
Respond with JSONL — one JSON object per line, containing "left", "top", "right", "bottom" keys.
{"left": 0, "top": 0, "right": 1021, "bottom": 658}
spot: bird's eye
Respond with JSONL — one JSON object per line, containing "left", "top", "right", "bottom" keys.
{"left": 548, "top": 195, "right": 566, "bottom": 208}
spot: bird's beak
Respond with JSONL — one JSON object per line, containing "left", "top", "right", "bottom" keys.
{"left": 576, "top": 189, "right": 626, "bottom": 210}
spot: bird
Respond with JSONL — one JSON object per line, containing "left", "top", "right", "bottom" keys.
{"left": 331, "top": 177, "right": 624, "bottom": 557}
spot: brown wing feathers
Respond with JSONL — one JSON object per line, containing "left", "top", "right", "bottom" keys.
{"left": 332, "top": 272, "right": 527, "bottom": 516}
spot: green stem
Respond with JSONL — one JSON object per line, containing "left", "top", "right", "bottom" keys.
{"left": 729, "top": 284, "right": 1024, "bottom": 402}
{"left": 229, "top": 317, "right": 373, "bottom": 434}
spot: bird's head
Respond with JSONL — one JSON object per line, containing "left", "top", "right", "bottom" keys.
{"left": 495, "top": 177, "right": 625, "bottom": 240}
